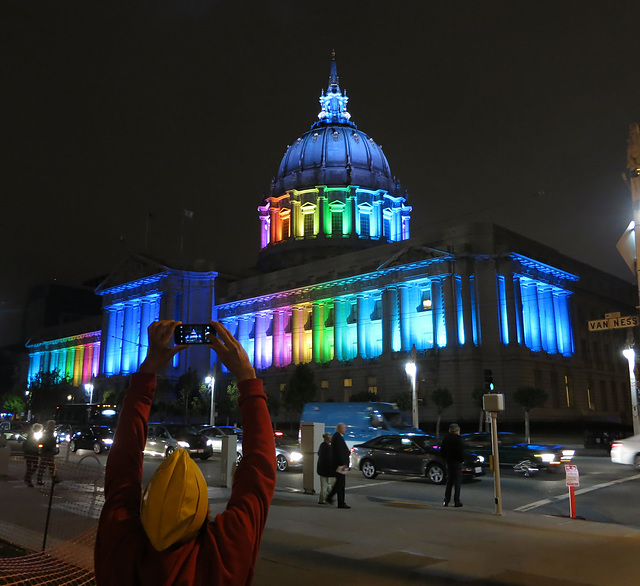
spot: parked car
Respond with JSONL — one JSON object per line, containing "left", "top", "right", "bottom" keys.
{"left": 0, "top": 430, "right": 27, "bottom": 453}
{"left": 199, "top": 425, "right": 242, "bottom": 453}
{"left": 461, "top": 432, "right": 574, "bottom": 470}
{"left": 610, "top": 435, "right": 640, "bottom": 470}
{"left": 236, "top": 434, "right": 304, "bottom": 472}
{"left": 69, "top": 426, "right": 115, "bottom": 454}
{"left": 350, "top": 434, "right": 485, "bottom": 484}
{"left": 144, "top": 423, "right": 214, "bottom": 460}
{"left": 54, "top": 424, "right": 74, "bottom": 444}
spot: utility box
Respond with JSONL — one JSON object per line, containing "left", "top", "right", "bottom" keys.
{"left": 219, "top": 434, "right": 238, "bottom": 488}
{"left": 301, "top": 422, "right": 324, "bottom": 495}
{"left": 483, "top": 394, "right": 505, "bottom": 412}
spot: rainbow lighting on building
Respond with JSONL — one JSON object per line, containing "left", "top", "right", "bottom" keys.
{"left": 27, "top": 331, "right": 101, "bottom": 386}
{"left": 217, "top": 249, "right": 576, "bottom": 374}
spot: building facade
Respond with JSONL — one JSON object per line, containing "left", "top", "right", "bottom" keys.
{"left": 25, "top": 57, "right": 636, "bottom": 429}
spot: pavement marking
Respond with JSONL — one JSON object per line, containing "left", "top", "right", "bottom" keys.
{"left": 347, "top": 480, "right": 399, "bottom": 490}
{"left": 515, "top": 473, "right": 640, "bottom": 512}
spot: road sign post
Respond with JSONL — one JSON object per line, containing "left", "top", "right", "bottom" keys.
{"left": 565, "top": 464, "right": 579, "bottom": 519}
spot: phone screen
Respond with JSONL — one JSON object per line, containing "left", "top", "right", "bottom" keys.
{"left": 174, "top": 324, "right": 212, "bottom": 345}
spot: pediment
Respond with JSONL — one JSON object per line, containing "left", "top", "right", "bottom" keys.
{"left": 95, "top": 254, "right": 171, "bottom": 294}
{"left": 377, "top": 246, "right": 450, "bottom": 270}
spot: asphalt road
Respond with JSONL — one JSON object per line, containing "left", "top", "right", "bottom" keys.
{"left": 62, "top": 446, "right": 640, "bottom": 530}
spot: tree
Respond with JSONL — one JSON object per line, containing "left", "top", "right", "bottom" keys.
{"left": 173, "top": 368, "right": 207, "bottom": 423}
{"left": 217, "top": 380, "right": 241, "bottom": 425}
{"left": 431, "top": 387, "right": 453, "bottom": 439}
{"left": 1, "top": 392, "right": 25, "bottom": 416}
{"left": 282, "top": 363, "right": 317, "bottom": 418}
{"left": 513, "top": 386, "right": 549, "bottom": 443}
{"left": 28, "top": 370, "right": 78, "bottom": 420}
{"left": 266, "top": 390, "right": 281, "bottom": 427}
{"left": 471, "top": 387, "right": 488, "bottom": 433}
{"left": 389, "top": 391, "right": 413, "bottom": 413}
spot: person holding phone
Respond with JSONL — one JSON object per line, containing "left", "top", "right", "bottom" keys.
{"left": 95, "top": 320, "right": 276, "bottom": 586}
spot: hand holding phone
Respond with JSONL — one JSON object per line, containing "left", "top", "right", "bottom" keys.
{"left": 174, "top": 324, "right": 213, "bottom": 345}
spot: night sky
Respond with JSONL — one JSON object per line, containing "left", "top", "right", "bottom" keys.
{"left": 3, "top": 2, "right": 640, "bottom": 345}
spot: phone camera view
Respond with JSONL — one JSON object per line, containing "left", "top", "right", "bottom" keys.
{"left": 175, "top": 324, "right": 211, "bottom": 345}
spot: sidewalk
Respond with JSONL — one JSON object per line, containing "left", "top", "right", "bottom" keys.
{"left": 253, "top": 488, "right": 640, "bottom": 585}
{"left": 2, "top": 457, "right": 639, "bottom": 585}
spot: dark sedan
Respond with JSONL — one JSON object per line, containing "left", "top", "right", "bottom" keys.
{"left": 461, "top": 432, "right": 575, "bottom": 470}
{"left": 350, "top": 434, "right": 485, "bottom": 485}
{"left": 69, "top": 426, "right": 115, "bottom": 454}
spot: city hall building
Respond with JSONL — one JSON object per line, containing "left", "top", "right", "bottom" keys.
{"left": 26, "top": 58, "right": 636, "bottom": 428}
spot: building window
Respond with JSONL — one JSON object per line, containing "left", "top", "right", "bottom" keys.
{"left": 359, "top": 213, "right": 370, "bottom": 238}
{"left": 343, "top": 378, "right": 352, "bottom": 388}
{"left": 321, "top": 380, "right": 329, "bottom": 388}
{"left": 367, "top": 376, "right": 377, "bottom": 395}
{"left": 331, "top": 211, "right": 343, "bottom": 236}
{"left": 282, "top": 216, "right": 290, "bottom": 239}
{"left": 304, "top": 213, "right": 314, "bottom": 236}
{"left": 383, "top": 217, "right": 391, "bottom": 240}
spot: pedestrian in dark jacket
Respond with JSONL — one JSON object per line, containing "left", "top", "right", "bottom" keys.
{"left": 440, "top": 423, "right": 466, "bottom": 507}
{"left": 37, "top": 420, "right": 57, "bottom": 485}
{"left": 23, "top": 423, "right": 43, "bottom": 488}
{"left": 325, "top": 423, "right": 351, "bottom": 509}
{"left": 316, "top": 433, "right": 335, "bottom": 504}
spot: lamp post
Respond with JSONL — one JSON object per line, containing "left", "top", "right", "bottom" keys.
{"left": 84, "top": 383, "right": 94, "bottom": 404}
{"left": 405, "top": 344, "right": 418, "bottom": 429}
{"left": 622, "top": 348, "right": 640, "bottom": 436}
{"left": 205, "top": 375, "right": 215, "bottom": 426}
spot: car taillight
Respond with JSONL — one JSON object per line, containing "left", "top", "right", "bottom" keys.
{"left": 611, "top": 442, "right": 623, "bottom": 449}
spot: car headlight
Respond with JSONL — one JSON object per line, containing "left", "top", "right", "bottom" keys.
{"left": 289, "top": 451, "right": 303, "bottom": 462}
{"left": 102, "top": 438, "right": 113, "bottom": 445}
{"left": 177, "top": 441, "right": 191, "bottom": 448}
{"left": 476, "top": 455, "right": 485, "bottom": 464}
{"left": 537, "top": 453, "right": 555, "bottom": 463}
{"left": 206, "top": 439, "right": 214, "bottom": 446}
{"left": 562, "top": 449, "right": 575, "bottom": 459}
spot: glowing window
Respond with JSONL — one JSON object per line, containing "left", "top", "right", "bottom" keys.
{"left": 331, "top": 211, "right": 343, "bottom": 236}
{"left": 321, "top": 380, "right": 329, "bottom": 388}
{"left": 304, "top": 213, "right": 314, "bottom": 236}
{"left": 360, "top": 213, "right": 370, "bottom": 237}
{"left": 343, "top": 378, "right": 353, "bottom": 388}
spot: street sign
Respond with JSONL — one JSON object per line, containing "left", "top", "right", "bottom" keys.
{"left": 588, "top": 315, "right": 639, "bottom": 331}
{"left": 565, "top": 464, "right": 579, "bottom": 487}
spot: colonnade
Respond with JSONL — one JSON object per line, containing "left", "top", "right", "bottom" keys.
{"left": 27, "top": 339, "right": 100, "bottom": 386}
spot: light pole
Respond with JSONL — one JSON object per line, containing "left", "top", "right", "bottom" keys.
{"left": 84, "top": 383, "right": 94, "bottom": 404}
{"left": 205, "top": 376, "right": 215, "bottom": 426}
{"left": 622, "top": 348, "right": 640, "bottom": 436}
{"left": 405, "top": 345, "right": 418, "bottom": 429}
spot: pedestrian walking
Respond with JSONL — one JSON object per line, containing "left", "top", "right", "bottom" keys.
{"left": 441, "top": 422, "right": 465, "bottom": 507}
{"left": 23, "top": 423, "right": 43, "bottom": 488}
{"left": 326, "top": 423, "right": 351, "bottom": 509}
{"left": 37, "top": 420, "right": 57, "bottom": 485}
{"left": 317, "top": 433, "right": 335, "bottom": 504}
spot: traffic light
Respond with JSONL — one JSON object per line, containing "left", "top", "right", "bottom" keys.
{"left": 484, "top": 369, "right": 494, "bottom": 392}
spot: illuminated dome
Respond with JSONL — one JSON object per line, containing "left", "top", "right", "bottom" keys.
{"left": 258, "top": 54, "right": 411, "bottom": 271}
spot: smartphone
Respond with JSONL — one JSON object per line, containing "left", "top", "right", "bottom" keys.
{"left": 174, "top": 324, "right": 213, "bottom": 345}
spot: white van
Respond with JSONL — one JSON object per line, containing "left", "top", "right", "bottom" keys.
{"left": 300, "top": 402, "right": 421, "bottom": 449}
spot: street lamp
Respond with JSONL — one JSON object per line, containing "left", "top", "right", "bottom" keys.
{"left": 205, "top": 375, "right": 215, "bottom": 426}
{"left": 622, "top": 347, "right": 640, "bottom": 436}
{"left": 405, "top": 355, "right": 418, "bottom": 429}
{"left": 84, "top": 383, "right": 94, "bottom": 404}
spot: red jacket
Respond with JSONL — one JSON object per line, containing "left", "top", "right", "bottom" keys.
{"left": 95, "top": 373, "right": 276, "bottom": 586}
